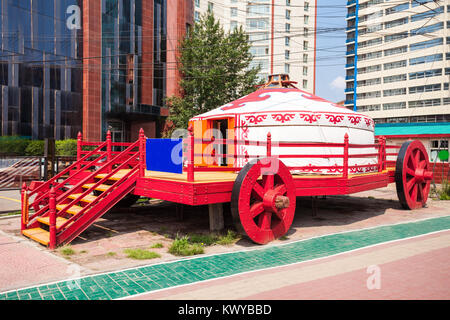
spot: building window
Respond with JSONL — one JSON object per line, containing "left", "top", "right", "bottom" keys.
{"left": 304, "top": 28, "right": 309, "bottom": 37}
{"left": 285, "top": 63, "right": 290, "bottom": 74}
{"left": 286, "top": 10, "right": 291, "bottom": 20}
{"left": 285, "top": 36, "right": 290, "bottom": 46}
{"left": 303, "top": 41, "right": 308, "bottom": 50}
{"left": 247, "top": 18, "right": 270, "bottom": 30}
{"left": 195, "top": 0, "right": 200, "bottom": 8}
{"left": 303, "top": 80, "right": 308, "bottom": 89}
{"left": 410, "top": 38, "right": 443, "bottom": 51}
{"left": 303, "top": 66, "right": 308, "bottom": 76}
{"left": 285, "top": 23, "right": 290, "bottom": 32}
{"left": 430, "top": 140, "right": 449, "bottom": 162}
{"left": 231, "top": 7, "right": 237, "bottom": 17}
{"left": 230, "top": 21, "right": 238, "bottom": 31}
{"left": 285, "top": 50, "right": 290, "bottom": 60}
{"left": 194, "top": 11, "right": 200, "bottom": 22}
{"left": 303, "top": 54, "right": 308, "bottom": 63}
{"left": 286, "top": 0, "right": 291, "bottom": 6}
{"left": 304, "top": 2, "right": 309, "bottom": 11}
{"left": 304, "top": 15, "right": 309, "bottom": 24}
{"left": 208, "top": 2, "right": 213, "bottom": 12}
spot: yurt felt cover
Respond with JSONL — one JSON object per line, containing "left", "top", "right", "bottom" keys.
{"left": 190, "top": 87, "right": 377, "bottom": 174}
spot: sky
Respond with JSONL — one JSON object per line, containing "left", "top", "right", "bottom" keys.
{"left": 314, "top": 0, "right": 347, "bottom": 103}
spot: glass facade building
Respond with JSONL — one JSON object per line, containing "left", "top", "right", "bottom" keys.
{"left": 1, "top": 0, "right": 191, "bottom": 142}
{"left": 0, "top": 0, "right": 82, "bottom": 139}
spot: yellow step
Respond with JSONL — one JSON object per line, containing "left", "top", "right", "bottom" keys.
{"left": 82, "top": 184, "right": 110, "bottom": 192}
{"left": 95, "top": 169, "right": 131, "bottom": 181}
{"left": 37, "top": 217, "right": 70, "bottom": 229}
{"left": 56, "top": 204, "right": 84, "bottom": 215}
{"left": 22, "top": 228, "right": 49, "bottom": 246}
{"left": 68, "top": 193, "right": 97, "bottom": 203}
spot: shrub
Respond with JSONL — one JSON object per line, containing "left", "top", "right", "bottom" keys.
{"left": 438, "top": 180, "right": 450, "bottom": 200}
{"left": 0, "top": 136, "right": 30, "bottom": 155}
{"left": 56, "top": 139, "right": 77, "bottom": 156}
{"left": 25, "top": 140, "right": 45, "bottom": 156}
{"left": 168, "top": 236, "right": 204, "bottom": 256}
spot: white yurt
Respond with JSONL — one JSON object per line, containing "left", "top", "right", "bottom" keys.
{"left": 189, "top": 75, "right": 378, "bottom": 175}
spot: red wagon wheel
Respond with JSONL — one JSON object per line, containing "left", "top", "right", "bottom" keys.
{"left": 231, "top": 158, "right": 296, "bottom": 244}
{"left": 395, "top": 140, "right": 433, "bottom": 210}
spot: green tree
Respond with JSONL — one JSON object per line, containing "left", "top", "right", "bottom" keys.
{"left": 166, "top": 12, "right": 261, "bottom": 131}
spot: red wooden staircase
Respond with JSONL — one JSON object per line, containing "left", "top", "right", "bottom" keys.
{"left": 21, "top": 130, "right": 146, "bottom": 249}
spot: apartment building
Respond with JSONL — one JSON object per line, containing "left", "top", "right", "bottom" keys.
{"left": 345, "top": 0, "right": 450, "bottom": 162}
{"left": 194, "top": 0, "right": 317, "bottom": 93}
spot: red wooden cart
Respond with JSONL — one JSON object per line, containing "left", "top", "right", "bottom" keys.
{"left": 20, "top": 126, "right": 433, "bottom": 248}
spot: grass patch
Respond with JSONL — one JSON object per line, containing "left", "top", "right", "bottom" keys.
{"left": 150, "top": 243, "right": 164, "bottom": 249}
{"left": 124, "top": 248, "right": 161, "bottom": 260}
{"left": 168, "top": 236, "right": 204, "bottom": 256}
{"left": 216, "top": 230, "right": 241, "bottom": 245}
{"left": 438, "top": 180, "right": 450, "bottom": 200}
{"left": 60, "top": 246, "right": 75, "bottom": 256}
{"left": 279, "top": 235, "right": 289, "bottom": 241}
{"left": 106, "top": 252, "right": 116, "bottom": 257}
{"left": 188, "top": 230, "right": 241, "bottom": 247}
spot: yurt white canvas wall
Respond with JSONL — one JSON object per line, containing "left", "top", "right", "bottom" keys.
{"left": 190, "top": 76, "right": 378, "bottom": 174}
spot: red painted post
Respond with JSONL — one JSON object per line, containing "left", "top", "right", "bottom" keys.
{"left": 187, "top": 124, "right": 195, "bottom": 182}
{"left": 211, "top": 136, "right": 217, "bottom": 166}
{"left": 139, "top": 128, "right": 146, "bottom": 177}
{"left": 343, "top": 133, "right": 349, "bottom": 179}
{"left": 381, "top": 136, "right": 386, "bottom": 171}
{"left": 266, "top": 132, "right": 272, "bottom": 157}
{"left": 49, "top": 187, "right": 57, "bottom": 250}
{"left": 106, "top": 130, "right": 112, "bottom": 172}
{"left": 77, "top": 132, "right": 82, "bottom": 170}
{"left": 20, "top": 183, "right": 28, "bottom": 231}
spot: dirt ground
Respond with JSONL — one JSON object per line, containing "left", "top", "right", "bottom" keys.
{"left": 0, "top": 184, "right": 449, "bottom": 276}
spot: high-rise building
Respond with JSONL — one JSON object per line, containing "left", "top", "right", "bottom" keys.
{"left": 345, "top": 0, "right": 450, "bottom": 163}
{"left": 345, "top": 0, "right": 450, "bottom": 123}
{"left": 0, "top": 0, "right": 193, "bottom": 141}
{"left": 194, "top": 0, "right": 317, "bottom": 93}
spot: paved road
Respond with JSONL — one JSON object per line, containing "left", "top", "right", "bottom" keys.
{"left": 0, "top": 190, "right": 21, "bottom": 213}
{"left": 1, "top": 215, "right": 449, "bottom": 300}
{"left": 131, "top": 230, "right": 449, "bottom": 300}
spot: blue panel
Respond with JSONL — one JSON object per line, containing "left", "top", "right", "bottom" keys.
{"left": 146, "top": 139, "right": 183, "bottom": 174}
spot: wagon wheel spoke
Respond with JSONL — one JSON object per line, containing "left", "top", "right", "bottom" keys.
{"left": 258, "top": 211, "right": 272, "bottom": 230}
{"left": 274, "top": 209, "right": 285, "bottom": 220}
{"left": 419, "top": 160, "right": 426, "bottom": 170}
{"left": 252, "top": 182, "right": 265, "bottom": 200}
{"left": 417, "top": 183, "right": 424, "bottom": 202}
{"left": 406, "top": 177, "right": 416, "bottom": 193}
{"left": 410, "top": 184, "right": 418, "bottom": 203}
{"left": 413, "top": 150, "right": 420, "bottom": 168}
{"left": 263, "top": 174, "right": 274, "bottom": 191}
{"left": 406, "top": 168, "right": 415, "bottom": 177}
{"left": 274, "top": 184, "right": 287, "bottom": 195}
{"left": 250, "top": 202, "right": 264, "bottom": 218}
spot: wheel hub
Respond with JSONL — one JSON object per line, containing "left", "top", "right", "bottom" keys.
{"left": 414, "top": 168, "right": 433, "bottom": 183}
{"left": 262, "top": 187, "right": 290, "bottom": 213}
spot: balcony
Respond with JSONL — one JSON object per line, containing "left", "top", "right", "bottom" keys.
{"left": 345, "top": 87, "right": 355, "bottom": 93}
{"left": 345, "top": 63, "right": 355, "bottom": 69}
{"left": 346, "top": 12, "right": 356, "bottom": 19}
{"left": 346, "top": 50, "right": 355, "bottom": 56}
{"left": 345, "top": 75, "right": 355, "bottom": 80}
{"left": 344, "top": 100, "right": 355, "bottom": 106}
{"left": 347, "top": 0, "right": 356, "bottom": 6}
{"left": 346, "top": 38, "right": 355, "bottom": 44}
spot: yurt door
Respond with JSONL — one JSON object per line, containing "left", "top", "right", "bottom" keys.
{"left": 212, "top": 119, "right": 228, "bottom": 166}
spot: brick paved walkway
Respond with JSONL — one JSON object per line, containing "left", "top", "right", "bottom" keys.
{"left": 1, "top": 216, "right": 449, "bottom": 300}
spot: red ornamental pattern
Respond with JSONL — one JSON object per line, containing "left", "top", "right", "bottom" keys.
{"left": 272, "top": 113, "right": 295, "bottom": 123}
{"left": 245, "top": 115, "right": 267, "bottom": 125}
{"left": 298, "top": 164, "right": 322, "bottom": 173}
{"left": 299, "top": 113, "right": 321, "bottom": 124}
{"left": 325, "top": 114, "right": 345, "bottom": 124}
{"left": 365, "top": 118, "right": 374, "bottom": 128}
{"left": 348, "top": 116, "right": 362, "bottom": 125}
{"left": 327, "top": 165, "right": 344, "bottom": 174}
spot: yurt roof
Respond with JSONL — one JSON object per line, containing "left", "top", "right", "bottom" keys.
{"left": 191, "top": 75, "right": 366, "bottom": 122}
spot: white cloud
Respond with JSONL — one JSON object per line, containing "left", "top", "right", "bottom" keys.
{"left": 330, "top": 76, "right": 346, "bottom": 91}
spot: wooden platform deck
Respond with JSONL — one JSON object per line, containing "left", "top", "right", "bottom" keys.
{"left": 134, "top": 169, "right": 395, "bottom": 206}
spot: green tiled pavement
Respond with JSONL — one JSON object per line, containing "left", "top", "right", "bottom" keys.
{"left": 2, "top": 216, "right": 450, "bottom": 300}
